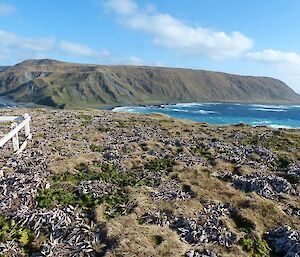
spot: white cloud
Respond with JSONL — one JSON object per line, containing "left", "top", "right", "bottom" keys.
{"left": 247, "top": 49, "right": 300, "bottom": 92}
{"left": 0, "top": 3, "right": 16, "bottom": 16}
{"left": 59, "top": 41, "right": 110, "bottom": 58}
{"left": 0, "top": 30, "right": 55, "bottom": 52}
{"left": 247, "top": 49, "right": 300, "bottom": 64}
{"left": 105, "top": 0, "right": 254, "bottom": 59}
{"left": 0, "top": 30, "right": 112, "bottom": 64}
{"left": 127, "top": 56, "right": 145, "bottom": 65}
{"left": 126, "top": 55, "right": 163, "bottom": 66}
{"left": 106, "top": 0, "right": 137, "bottom": 15}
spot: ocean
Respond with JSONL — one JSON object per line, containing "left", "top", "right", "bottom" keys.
{"left": 113, "top": 103, "right": 300, "bottom": 128}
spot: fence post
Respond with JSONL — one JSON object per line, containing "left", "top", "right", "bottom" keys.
{"left": 23, "top": 113, "right": 32, "bottom": 139}
{"left": 11, "top": 122, "right": 20, "bottom": 152}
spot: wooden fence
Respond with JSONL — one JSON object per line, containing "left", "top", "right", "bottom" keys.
{"left": 0, "top": 113, "right": 32, "bottom": 154}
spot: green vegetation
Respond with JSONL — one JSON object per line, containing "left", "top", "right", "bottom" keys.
{"left": 239, "top": 235, "right": 271, "bottom": 257}
{"left": 116, "top": 120, "right": 129, "bottom": 128}
{"left": 37, "top": 187, "right": 130, "bottom": 218}
{"left": 145, "top": 157, "right": 175, "bottom": 172}
{"left": 79, "top": 114, "right": 92, "bottom": 125}
{"left": 0, "top": 215, "right": 35, "bottom": 252}
{"left": 192, "top": 147, "right": 215, "bottom": 160}
{"left": 37, "top": 162, "right": 160, "bottom": 218}
{"left": 0, "top": 122, "right": 11, "bottom": 127}
{"left": 159, "top": 119, "right": 172, "bottom": 123}
{"left": 241, "top": 133, "right": 299, "bottom": 151}
{"left": 90, "top": 144, "right": 105, "bottom": 152}
{"left": 271, "top": 154, "right": 293, "bottom": 171}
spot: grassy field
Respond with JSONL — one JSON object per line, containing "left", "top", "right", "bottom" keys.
{"left": 0, "top": 108, "right": 299, "bottom": 256}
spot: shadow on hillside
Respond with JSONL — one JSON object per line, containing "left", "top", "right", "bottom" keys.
{"left": 97, "top": 223, "right": 118, "bottom": 257}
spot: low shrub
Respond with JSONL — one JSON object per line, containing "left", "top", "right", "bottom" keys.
{"left": 38, "top": 162, "right": 153, "bottom": 218}
{"left": 0, "top": 215, "right": 35, "bottom": 253}
{"left": 90, "top": 144, "right": 105, "bottom": 152}
{"left": 239, "top": 235, "right": 271, "bottom": 257}
{"left": 78, "top": 114, "right": 92, "bottom": 125}
{"left": 145, "top": 157, "right": 175, "bottom": 172}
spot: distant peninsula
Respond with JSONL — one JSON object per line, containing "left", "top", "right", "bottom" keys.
{"left": 0, "top": 59, "right": 299, "bottom": 108}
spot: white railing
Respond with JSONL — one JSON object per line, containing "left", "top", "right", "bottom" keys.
{"left": 0, "top": 113, "right": 32, "bottom": 154}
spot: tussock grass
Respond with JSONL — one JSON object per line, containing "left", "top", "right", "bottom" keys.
{"left": 105, "top": 215, "right": 189, "bottom": 257}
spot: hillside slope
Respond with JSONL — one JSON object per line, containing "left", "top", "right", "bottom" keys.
{"left": 0, "top": 108, "right": 300, "bottom": 256}
{"left": 0, "top": 59, "right": 299, "bottom": 108}
{"left": 0, "top": 66, "right": 10, "bottom": 71}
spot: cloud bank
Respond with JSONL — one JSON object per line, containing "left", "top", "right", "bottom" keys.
{"left": 0, "top": 30, "right": 112, "bottom": 64}
{"left": 105, "top": 0, "right": 254, "bottom": 59}
{"left": 246, "top": 49, "right": 300, "bottom": 92}
{"left": 0, "top": 29, "right": 159, "bottom": 68}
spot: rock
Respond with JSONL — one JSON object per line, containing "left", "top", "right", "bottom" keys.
{"left": 141, "top": 202, "right": 237, "bottom": 247}
{"left": 150, "top": 180, "right": 194, "bottom": 201}
{"left": 265, "top": 226, "right": 300, "bottom": 257}
{"left": 286, "top": 162, "right": 300, "bottom": 184}
{"left": 185, "top": 249, "right": 218, "bottom": 257}
{"left": 230, "top": 173, "right": 299, "bottom": 199}
{"left": 285, "top": 206, "right": 300, "bottom": 218}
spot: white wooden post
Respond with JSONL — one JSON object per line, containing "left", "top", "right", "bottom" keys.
{"left": 23, "top": 113, "right": 32, "bottom": 139}
{"left": 11, "top": 122, "right": 20, "bottom": 152}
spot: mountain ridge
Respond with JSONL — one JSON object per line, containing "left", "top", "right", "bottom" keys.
{"left": 0, "top": 59, "right": 299, "bottom": 108}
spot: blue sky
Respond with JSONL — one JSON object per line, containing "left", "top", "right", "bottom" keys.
{"left": 0, "top": 0, "right": 300, "bottom": 92}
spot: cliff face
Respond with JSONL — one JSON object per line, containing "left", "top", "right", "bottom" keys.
{"left": 0, "top": 59, "right": 299, "bottom": 108}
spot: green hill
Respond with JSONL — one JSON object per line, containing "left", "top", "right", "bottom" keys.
{"left": 0, "top": 59, "right": 299, "bottom": 108}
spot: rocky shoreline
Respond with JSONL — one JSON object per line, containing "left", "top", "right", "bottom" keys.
{"left": 0, "top": 108, "right": 299, "bottom": 256}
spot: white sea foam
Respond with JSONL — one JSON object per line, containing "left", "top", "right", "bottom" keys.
{"left": 251, "top": 108, "right": 287, "bottom": 112}
{"left": 196, "top": 110, "right": 218, "bottom": 114}
{"left": 251, "top": 104, "right": 290, "bottom": 109}
{"left": 171, "top": 108, "right": 189, "bottom": 112}
{"left": 112, "top": 107, "right": 128, "bottom": 112}
{"left": 252, "top": 120, "right": 292, "bottom": 129}
{"left": 112, "top": 106, "right": 138, "bottom": 113}
{"left": 252, "top": 121, "right": 271, "bottom": 125}
{"left": 269, "top": 124, "right": 292, "bottom": 129}
{"left": 175, "top": 103, "right": 204, "bottom": 107}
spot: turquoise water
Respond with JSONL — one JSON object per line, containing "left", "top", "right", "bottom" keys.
{"left": 113, "top": 103, "right": 300, "bottom": 128}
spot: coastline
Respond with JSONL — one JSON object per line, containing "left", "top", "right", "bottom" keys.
{"left": 112, "top": 102, "right": 300, "bottom": 129}
{"left": 1, "top": 98, "right": 299, "bottom": 129}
